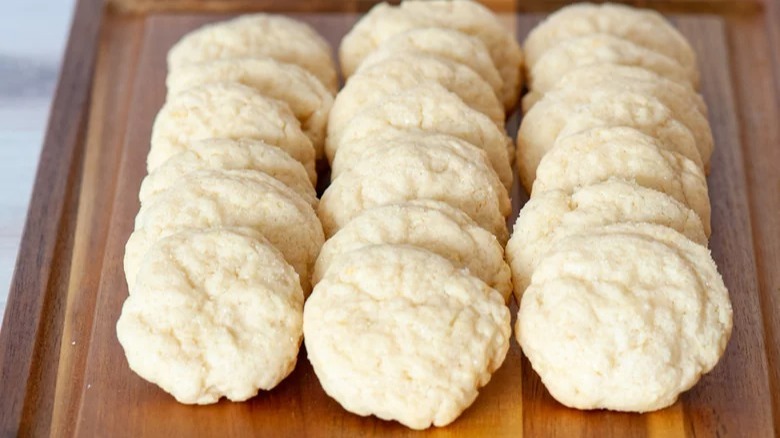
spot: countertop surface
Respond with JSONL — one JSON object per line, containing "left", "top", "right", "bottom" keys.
{"left": 0, "top": 0, "right": 74, "bottom": 322}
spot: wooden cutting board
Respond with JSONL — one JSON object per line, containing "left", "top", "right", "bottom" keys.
{"left": 1, "top": 0, "right": 778, "bottom": 436}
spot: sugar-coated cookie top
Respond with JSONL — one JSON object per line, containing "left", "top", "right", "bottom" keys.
{"left": 140, "top": 138, "right": 316, "bottom": 206}
{"left": 304, "top": 244, "right": 510, "bottom": 429}
{"left": 313, "top": 200, "right": 511, "bottom": 300}
{"left": 517, "top": 223, "right": 732, "bottom": 412}
{"left": 506, "top": 178, "right": 708, "bottom": 298}
{"left": 330, "top": 88, "right": 513, "bottom": 190}
{"left": 529, "top": 33, "right": 699, "bottom": 92}
{"left": 126, "top": 169, "right": 322, "bottom": 293}
{"left": 167, "top": 14, "right": 337, "bottom": 92}
{"left": 328, "top": 83, "right": 512, "bottom": 171}
{"left": 148, "top": 82, "right": 314, "bottom": 173}
{"left": 359, "top": 27, "right": 503, "bottom": 102}
{"left": 318, "top": 133, "right": 510, "bottom": 242}
{"left": 516, "top": 85, "right": 704, "bottom": 191}
{"left": 117, "top": 228, "right": 303, "bottom": 404}
{"left": 328, "top": 53, "right": 504, "bottom": 142}
{"left": 523, "top": 64, "right": 705, "bottom": 116}
{"left": 339, "top": 0, "right": 522, "bottom": 109}
{"left": 166, "top": 57, "right": 333, "bottom": 158}
{"left": 523, "top": 2, "right": 696, "bottom": 72}
{"left": 533, "top": 127, "right": 711, "bottom": 235}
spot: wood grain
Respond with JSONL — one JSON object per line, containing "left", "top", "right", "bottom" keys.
{"left": 727, "top": 11, "right": 780, "bottom": 435}
{"left": 49, "top": 13, "right": 145, "bottom": 438}
{"left": 0, "top": 0, "right": 104, "bottom": 435}
{"left": 677, "top": 16, "right": 774, "bottom": 437}
{"left": 0, "top": 2, "right": 778, "bottom": 437}
{"left": 106, "top": 0, "right": 763, "bottom": 15}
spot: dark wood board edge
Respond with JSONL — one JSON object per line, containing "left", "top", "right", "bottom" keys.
{"left": 678, "top": 16, "right": 775, "bottom": 438}
{"left": 727, "top": 11, "right": 780, "bottom": 437}
{"left": 0, "top": 0, "right": 105, "bottom": 435}
{"left": 48, "top": 13, "right": 146, "bottom": 438}
{"left": 105, "top": 0, "right": 763, "bottom": 15}
{"left": 750, "top": 0, "right": 780, "bottom": 432}
{"left": 73, "top": 16, "right": 168, "bottom": 437}
{"left": 109, "top": 0, "right": 362, "bottom": 14}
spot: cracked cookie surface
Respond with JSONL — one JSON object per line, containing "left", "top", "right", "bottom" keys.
{"left": 304, "top": 244, "right": 510, "bottom": 429}
{"left": 148, "top": 82, "right": 315, "bottom": 176}
{"left": 517, "top": 223, "right": 732, "bottom": 412}
{"left": 167, "top": 14, "right": 337, "bottom": 92}
{"left": 166, "top": 57, "right": 333, "bottom": 158}
{"left": 314, "top": 200, "right": 511, "bottom": 300}
{"left": 117, "top": 228, "right": 303, "bottom": 404}
{"left": 318, "top": 134, "right": 510, "bottom": 243}
{"left": 125, "top": 169, "right": 323, "bottom": 294}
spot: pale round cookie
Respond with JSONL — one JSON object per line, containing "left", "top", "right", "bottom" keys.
{"left": 304, "top": 244, "right": 510, "bottom": 429}
{"left": 522, "top": 65, "right": 707, "bottom": 117}
{"left": 147, "top": 82, "right": 316, "bottom": 179}
{"left": 523, "top": 64, "right": 707, "bottom": 125}
{"left": 358, "top": 27, "right": 503, "bottom": 103}
{"left": 523, "top": 2, "right": 697, "bottom": 75}
{"left": 139, "top": 138, "right": 316, "bottom": 207}
{"left": 331, "top": 114, "right": 512, "bottom": 191}
{"left": 313, "top": 200, "right": 512, "bottom": 300}
{"left": 117, "top": 227, "right": 303, "bottom": 404}
{"left": 506, "top": 178, "right": 708, "bottom": 300}
{"left": 166, "top": 57, "right": 334, "bottom": 158}
{"left": 517, "top": 87, "right": 704, "bottom": 191}
{"left": 532, "top": 127, "right": 711, "bottom": 235}
{"left": 529, "top": 33, "right": 699, "bottom": 93}
{"left": 339, "top": 0, "right": 523, "bottom": 110}
{"left": 167, "top": 14, "right": 337, "bottom": 92}
{"left": 124, "top": 169, "right": 323, "bottom": 293}
{"left": 326, "top": 83, "right": 513, "bottom": 167}
{"left": 328, "top": 53, "right": 505, "bottom": 142}
{"left": 556, "top": 94, "right": 701, "bottom": 165}
{"left": 318, "top": 134, "right": 510, "bottom": 243}
{"left": 517, "top": 223, "right": 732, "bottom": 412}
{"left": 398, "top": 0, "right": 523, "bottom": 110}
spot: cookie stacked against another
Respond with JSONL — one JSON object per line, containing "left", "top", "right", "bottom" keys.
{"left": 117, "top": 15, "right": 336, "bottom": 405}
{"left": 338, "top": 0, "right": 524, "bottom": 110}
{"left": 304, "top": 0, "right": 521, "bottom": 429}
{"left": 507, "top": 3, "right": 732, "bottom": 412}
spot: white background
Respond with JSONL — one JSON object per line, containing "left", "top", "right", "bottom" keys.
{"left": 0, "top": 0, "right": 75, "bottom": 323}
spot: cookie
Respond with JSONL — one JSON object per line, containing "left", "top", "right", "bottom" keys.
{"left": 313, "top": 200, "right": 512, "bottom": 300}
{"left": 117, "top": 228, "right": 303, "bottom": 404}
{"left": 167, "top": 14, "right": 337, "bottom": 92}
{"left": 148, "top": 82, "right": 315, "bottom": 178}
{"left": 532, "top": 127, "right": 711, "bottom": 235}
{"left": 338, "top": 0, "right": 523, "bottom": 109}
{"left": 505, "top": 178, "right": 708, "bottom": 299}
{"left": 139, "top": 138, "right": 316, "bottom": 206}
{"left": 529, "top": 33, "right": 699, "bottom": 93}
{"left": 328, "top": 53, "right": 504, "bottom": 143}
{"left": 166, "top": 57, "right": 334, "bottom": 158}
{"left": 326, "top": 83, "right": 512, "bottom": 167}
{"left": 330, "top": 100, "right": 512, "bottom": 190}
{"left": 124, "top": 169, "right": 323, "bottom": 293}
{"left": 523, "top": 3, "right": 696, "bottom": 75}
{"left": 517, "top": 223, "right": 732, "bottom": 412}
{"left": 318, "top": 134, "right": 510, "bottom": 242}
{"left": 304, "top": 244, "right": 510, "bottom": 429}
{"left": 522, "top": 65, "right": 706, "bottom": 116}
{"left": 517, "top": 87, "right": 703, "bottom": 191}
{"left": 358, "top": 27, "right": 503, "bottom": 104}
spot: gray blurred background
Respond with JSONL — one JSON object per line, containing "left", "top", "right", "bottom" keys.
{"left": 0, "top": 0, "right": 75, "bottom": 320}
